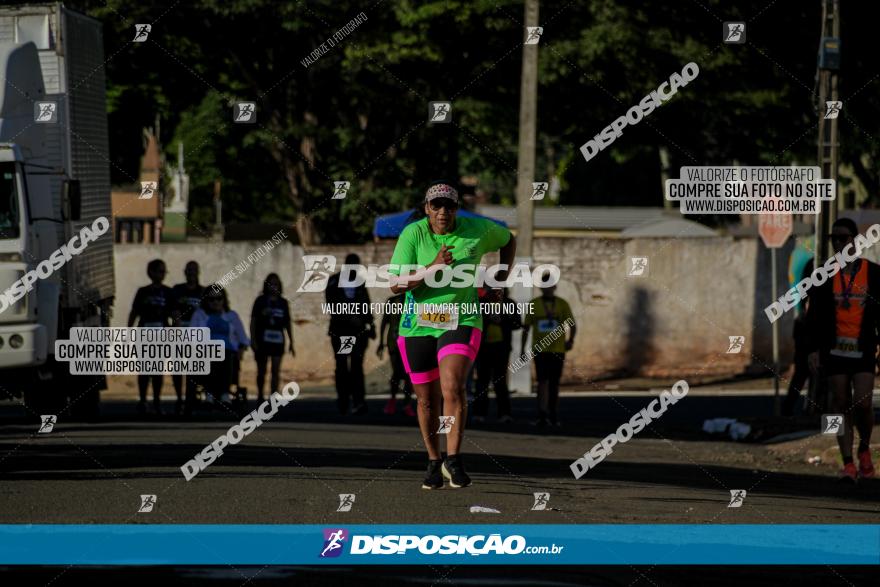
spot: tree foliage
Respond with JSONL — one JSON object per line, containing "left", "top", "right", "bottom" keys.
{"left": 70, "top": 0, "right": 880, "bottom": 241}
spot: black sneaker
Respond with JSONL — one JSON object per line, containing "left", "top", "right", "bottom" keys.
{"left": 422, "top": 459, "right": 443, "bottom": 489}
{"left": 441, "top": 455, "right": 472, "bottom": 488}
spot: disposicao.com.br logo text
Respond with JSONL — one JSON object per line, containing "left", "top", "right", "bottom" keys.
{"left": 319, "top": 529, "right": 564, "bottom": 557}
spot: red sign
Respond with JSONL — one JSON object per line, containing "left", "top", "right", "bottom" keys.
{"left": 759, "top": 214, "right": 792, "bottom": 248}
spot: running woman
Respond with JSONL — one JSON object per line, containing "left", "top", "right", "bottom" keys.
{"left": 806, "top": 218, "right": 876, "bottom": 482}
{"left": 389, "top": 181, "right": 516, "bottom": 489}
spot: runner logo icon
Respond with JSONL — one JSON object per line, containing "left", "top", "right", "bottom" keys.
{"left": 824, "top": 101, "right": 842, "bottom": 119}
{"left": 727, "top": 489, "right": 746, "bottom": 508}
{"left": 723, "top": 22, "right": 745, "bottom": 43}
{"left": 429, "top": 101, "right": 452, "bottom": 123}
{"left": 525, "top": 27, "right": 543, "bottom": 45}
{"left": 320, "top": 528, "right": 348, "bottom": 558}
{"left": 337, "top": 336, "right": 356, "bottom": 355}
{"left": 628, "top": 257, "right": 648, "bottom": 277}
{"left": 531, "top": 182, "right": 548, "bottom": 200}
{"left": 531, "top": 492, "right": 549, "bottom": 510}
{"left": 138, "top": 494, "right": 156, "bottom": 513}
{"left": 437, "top": 415, "right": 455, "bottom": 434}
{"left": 727, "top": 336, "right": 745, "bottom": 354}
{"left": 34, "top": 102, "right": 57, "bottom": 123}
{"left": 297, "top": 255, "right": 337, "bottom": 292}
{"left": 38, "top": 415, "right": 56, "bottom": 434}
{"left": 332, "top": 181, "right": 350, "bottom": 200}
{"left": 140, "top": 181, "right": 157, "bottom": 200}
{"left": 234, "top": 102, "right": 257, "bottom": 123}
{"left": 337, "top": 494, "right": 355, "bottom": 512}
{"left": 822, "top": 414, "right": 844, "bottom": 436}
{"left": 133, "top": 24, "right": 151, "bottom": 42}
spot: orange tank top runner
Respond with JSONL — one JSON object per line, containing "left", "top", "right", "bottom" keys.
{"left": 831, "top": 260, "right": 868, "bottom": 358}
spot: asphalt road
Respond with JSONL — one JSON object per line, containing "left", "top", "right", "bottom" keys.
{"left": 1, "top": 392, "right": 877, "bottom": 524}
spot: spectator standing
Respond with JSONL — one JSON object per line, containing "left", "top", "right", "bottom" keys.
{"left": 251, "top": 273, "right": 294, "bottom": 403}
{"left": 128, "top": 259, "right": 173, "bottom": 415}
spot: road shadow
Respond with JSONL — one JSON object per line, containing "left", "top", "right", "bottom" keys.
{"left": 0, "top": 440, "right": 876, "bottom": 504}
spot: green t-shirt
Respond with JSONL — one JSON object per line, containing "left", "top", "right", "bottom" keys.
{"left": 389, "top": 216, "right": 511, "bottom": 338}
{"left": 523, "top": 295, "right": 574, "bottom": 354}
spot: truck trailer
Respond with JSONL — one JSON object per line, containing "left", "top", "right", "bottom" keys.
{"left": 0, "top": 2, "right": 114, "bottom": 416}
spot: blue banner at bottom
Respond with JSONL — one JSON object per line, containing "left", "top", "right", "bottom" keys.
{"left": 0, "top": 525, "right": 877, "bottom": 565}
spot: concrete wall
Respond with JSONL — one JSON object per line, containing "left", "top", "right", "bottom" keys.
{"left": 113, "top": 235, "right": 784, "bottom": 385}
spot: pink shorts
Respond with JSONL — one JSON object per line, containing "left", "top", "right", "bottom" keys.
{"left": 396, "top": 326, "right": 482, "bottom": 384}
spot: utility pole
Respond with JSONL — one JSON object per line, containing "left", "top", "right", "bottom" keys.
{"left": 811, "top": 0, "right": 840, "bottom": 414}
{"left": 815, "top": 0, "right": 840, "bottom": 265}
{"left": 511, "top": 0, "right": 539, "bottom": 394}
{"left": 515, "top": 0, "right": 539, "bottom": 258}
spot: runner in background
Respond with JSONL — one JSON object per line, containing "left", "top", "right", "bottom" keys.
{"left": 389, "top": 181, "right": 516, "bottom": 489}
{"left": 251, "top": 273, "right": 294, "bottom": 404}
{"left": 522, "top": 280, "right": 576, "bottom": 429}
{"left": 326, "top": 253, "right": 375, "bottom": 415}
{"left": 473, "top": 287, "right": 521, "bottom": 424}
{"left": 171, "top": 261, "right": 204, "bottom": 416}
{"left": 782, "top": 238, "right": 814, "bottom": 416}
{"left": 128, "top": 259, "right": 173, "bottom": 415}
{"left": 377, "top": 291, "right": 415, "bottom": 416}
{"left": 191, "top": 287, "right": 250, "bottom": 407}
{"left": 805, "top": 218, "right": 876, "bottom": 482}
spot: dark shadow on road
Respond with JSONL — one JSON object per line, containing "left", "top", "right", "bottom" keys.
{"left": 1, "top": 441, "right": 876, "bottom": 503}
{"left": 1, "top": 565, "right": 878, "bottom": 587}
{"left": 0, "top": 394, "right": 823, "bottom": 443}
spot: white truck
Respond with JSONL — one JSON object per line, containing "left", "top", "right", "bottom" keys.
{"left": 0, "top": 3, "right": 114, "bottom": 416}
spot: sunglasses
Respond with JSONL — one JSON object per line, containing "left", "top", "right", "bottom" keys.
{"left": 828, "top": 233, "right": 855, "bottom": 242}
{"left": 428, "top": 198, "right": 458, "bottom": 211}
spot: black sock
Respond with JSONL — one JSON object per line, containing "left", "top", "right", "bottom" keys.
{"left": 843, "top": 456, "right": 854, "bottom": 465}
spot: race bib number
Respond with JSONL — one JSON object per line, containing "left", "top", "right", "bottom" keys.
{"left": 537, "top": 319, "right": 559, "bottom": 333}
{"left": 143, "top": 322, "right": 163, "bottom": 328}
{"left": 830, "top": 336, "right": 862, "bottom": 358}
{"left": 416, "top": 308, "right": 459, "bottom": 330}
{"left": 263, "top": 329, "right": 284, "bottom": 343}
